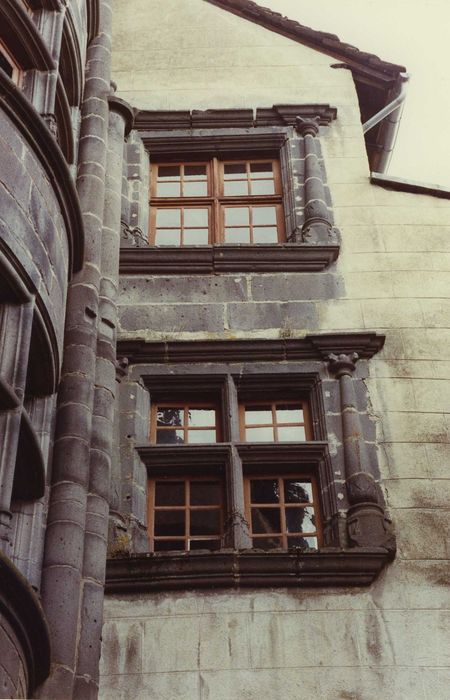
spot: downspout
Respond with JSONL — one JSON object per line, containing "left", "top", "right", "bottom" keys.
{"left": 363, "top": 72, "right": 410, "bottom": 174}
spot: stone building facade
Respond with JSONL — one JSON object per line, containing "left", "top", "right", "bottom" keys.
{"left": 0, "top": 1, "right": 449, "bottom": 699}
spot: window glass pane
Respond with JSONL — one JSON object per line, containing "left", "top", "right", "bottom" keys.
{"left": 190, "top": 481, "right": 221, "bottom": 506}
{"left": 156, "top": 429, "right": 185, "bottom": 444}
{"left": 188, "top": 409, "right": 216, "bottom": 427}
{"left": 246, "top": 426, "right": 274, "bottom": 442}
{"left": 225, "top": 207, "right": 249, "bottom": 226}
{"left": 287, "top": 536, "right": 317, "bottom": 550}
{"left": 184, "top": 208, "right": 208, "bottom": 227}
{"left": 156, "top": 209, "right": 181, "bottom": 226}
{"left": 184, "top": 165, "right": 207, "bottom": 179}
{"left": 253, "top": 227, "right": 278, "bottom": 244}
{"left": 154, "top": 540, "right": 185, "bottom": 552}
{"left": 157, "top": 182, "right": 181, "bottom": 197}
{"left": 158, "top": 165, "right": 180, "bottom": 179}
{"left": 251, "top": 507, "right": 281, "bottom": 534}
{"left": 155, "top": 481, "right": 185, "bottom": 507}
{"left": 301, "top": 506, "right": 316, "bottom": 531}
{"left": 155, "top": 229, "right": 181, "bottom": 246}
{"left": 285, "top": 508, "right": 313, "bottom": 533}
{"left": 284, "top": 480, "right": 313, "bottom": 504}
{"left": 252, "top": 536, "right": 282, "bottom": 550}
{"left": 245, "top": 407, "right": 273, "bottom": 425}
{"left": 224, "top": 181, "right": 249, "bottom": 196}
{"left": 188, "top": 429, "right": 216, "bottom": 444}
{"left": 277, "top": 425, "right": 306, "bottom": 441}
{"left": 224, "top": 227, "right": 250, "bottom": 244}
{"left": 157, "top": 408, "right": 184, "bottom": 427}
{"left": 154, "top": 510, "right": 185, "bottom": 537}
{"left": 183, "top": 229, "right": 209, "bottom": 245}
{"left": 252, "top": 206, "right": 277, "bottom": 225}
{"left": 224, "top": 163, "right": 246, "bottom": 179}
{"left": 250, "top": 162, "right": 273, "bottom": 177}
{"left": 250, "top": 479, "right": 279, "bottom": 504}
{"left": 277, "top": 405, "right": 304, "bottom": 423}
{"left": 183, "top": 181, "right": 208, "bottom": 197}
{"left": 251, "top": 180, "right": 275, "bottom": 195}
{"left": 190, "top": 510, "right": 221, "bottom": 536}
{"left": 190, "top": 539, "right": 221, "bottom": 551}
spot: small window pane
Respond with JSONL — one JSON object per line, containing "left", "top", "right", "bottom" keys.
{"left": 156, "top": 429, "right": 185, "bottom": 444}
{"left": 252, "top": 537, "right": 282, "bottom": 550}
{"left": 251, "top": 180, "right": 275, "bottom": 195}
{"left": 225, "top": 207, "right": 249, "bottom": 226}
{"left": 277, "top": 425, "right": 306, "bottom": 441}
{"left": 224, "top": 163, "right": 246, "bottom": 179}
{"left": 287, "top": 536, "right": 317, "bottom": 550}
{"left": 301, "top": 506, "right": 316, "bottom": 531}
{"left": 190, "top": 539, "right": 221, "bottom": 551}
{"left": 183, "top": 229, "right": 209, "bottom": 245}
{"left": 188, "top": 409, "right": 216, "bottom": 427}
{"left": 156, "top": 209, "right": 181, "bottom": 226}
{"left": 245, "top": 407, "right": 273, "bottom": 425}
{"left": 253, "top": 227, "right": 278, "bottom": 244}
{"left": 154, "top": 510, "right": 185, "bottom": 537}
{"left": 285, "top": 508, "right": 313, "bottom": 533}
{"left": 250, "top": 162, "right": 273, "bottom": 177}
{"left": 158, "top": 165, "right": 180, "bottom": 179}
{"left": 224, "top": 181, "right": 249, "bottom": 196}
{"left": 277, "top": 405, "right": 304, "bottom": 423}
{"left": 251, "top": 507, "right": 281, "bottom": 534}
{"left": 188, "top": 429, "right": 216, "bottom": 444}
{"left": 184, "top": 165, "right": 207, "bottom": 179}
{"left": 183, "top": 181, "right": 208, "bottom": 197}
{"left": 155, "top": 481, "right": 185, "bottom": 507}
{"left": 250, "top": 479, "right": 279, "bottom": 504}
{"left": 155, "top": 229, "right": 181, "bottom": 246}
{"left": 154, "top": 540, "right": 185, "bottom": 552}
{"left": 190, "top": 510, "right": 221, "bottom": 536}
{"left": 157, "top": 408, "right": 183, "bottom": 427}
{"left": 224, "top": 227, "right": 250, "bottom": 244}
{"left": 157, "top": 182, "right": 181, "bottom": 197}
{"left": 190, "top": 481, "right": 221, "bottom": 506}
{"left": 184, "top": 208, "right": 208, "bottom": 227}
{"left": 245, "top": 426, "right": 274, "bottom": 442}
{"left": 284, "top": 480, "right": 313, "bottom": 504}
{"left": 252, "top": 206, "right": 277, "bottom": 225}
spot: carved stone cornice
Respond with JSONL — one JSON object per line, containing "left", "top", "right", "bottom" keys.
{"left": 117, "top": 333, "right": 385, "bottom": 366}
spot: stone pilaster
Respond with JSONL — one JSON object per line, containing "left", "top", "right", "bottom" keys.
{"left": 295, "top": 117, "right": 337, "bottom": 245}
{"left": 327, "top": 353, "right": 395, "bottom": 553}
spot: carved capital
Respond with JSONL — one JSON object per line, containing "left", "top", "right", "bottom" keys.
{"left": 327, "top": 352, "right": 359, "bottom": 377}
{"left": 295, "top": 116, "right": 320, "bottom": 137}
{"left": 42, "top": 113, "right": 58, "bottom": 137}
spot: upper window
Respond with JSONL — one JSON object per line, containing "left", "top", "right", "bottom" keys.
{"left": 149, "top": 158, "right": 284, "bottom": 246}
{"left": 239, "top": 401, "right": 311, "bottom": 442}
{"left": 0, "top": 43, "right": 22, "bottom": 85}
{"left": 151, "top": 402, "right": 220, "bottom": 444}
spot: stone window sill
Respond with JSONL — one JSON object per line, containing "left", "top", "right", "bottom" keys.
{"left": 105, "top": 548, "right": 393, "bottom": 592}
{"left": 119, "top": 244, "right": 339, "bottom": 275}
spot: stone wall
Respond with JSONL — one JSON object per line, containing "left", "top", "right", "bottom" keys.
{"left": 101, "top": 1, "right": 450, "bottom": 698}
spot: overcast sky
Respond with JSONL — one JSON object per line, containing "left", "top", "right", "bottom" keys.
{"left": 264, "top": 0, "right": 450, "bottom": 188}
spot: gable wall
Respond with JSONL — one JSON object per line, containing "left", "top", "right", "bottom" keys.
{"left": 100, "top": 1, "right": 450, "bottom": 698}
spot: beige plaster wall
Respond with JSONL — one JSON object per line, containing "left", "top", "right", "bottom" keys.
{"left": 101, "top": 2, "right": 450, "bottom": 698}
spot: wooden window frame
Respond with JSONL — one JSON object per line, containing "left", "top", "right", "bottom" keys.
{"left": 244, "top": 473, "right": 322, "bottom": 549}
{"left": 149, "top": 157, "right": 284, "bottom": 246}
{"left": 239, "top": 399, "right": 312, "bottom": 442}
{"left": 147, "top": 475, "right": 225, "bottom": 553}
{"left": 150, "top": 400, "right": 221, "bottom": 444}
